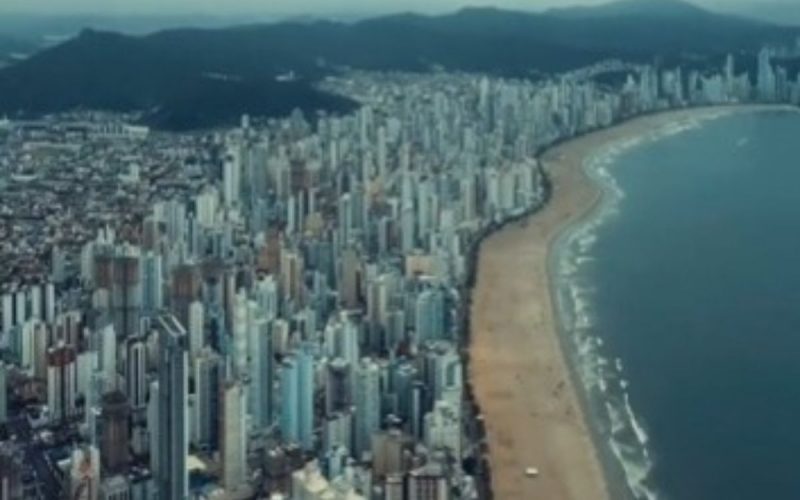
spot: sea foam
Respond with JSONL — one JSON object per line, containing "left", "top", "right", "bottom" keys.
{"left": 552, "top": 113, "right": 720, "bottom": 500}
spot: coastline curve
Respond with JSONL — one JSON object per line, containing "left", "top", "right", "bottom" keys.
{"left": 468, "top": 103, "right": 797, "bottom": 500}
{"left": 543, "top": 104, "right": 798, "bottom": 500}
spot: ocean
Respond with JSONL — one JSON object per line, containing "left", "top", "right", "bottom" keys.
{"left": 554, "top": 109, "right": 800, "bottom": 500}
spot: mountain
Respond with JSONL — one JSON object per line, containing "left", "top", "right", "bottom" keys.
{"left": 548, "top": 0, "right": 715, "bottom": 19}
{"left": 0, "top": 29, "right": 359, "bottom": 130}
{"left": 712, "top": 2, "right": 800, "bottom": 27}
{"left": 0, "top": 0, "right": 796, "bottom": 130}
{"left": 0, "top": 34, "right": 35, "bottom": 67}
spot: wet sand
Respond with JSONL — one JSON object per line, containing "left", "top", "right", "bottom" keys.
{"left": 467, "top": 105, "right": 788, "bottom": 500}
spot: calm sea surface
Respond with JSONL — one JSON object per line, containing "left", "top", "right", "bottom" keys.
{"left": 557, "top": 110, "right": 800, "bottom": 500}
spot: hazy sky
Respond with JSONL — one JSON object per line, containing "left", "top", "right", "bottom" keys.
{"left": 0, "top": 0, "right": 756, "bottom": 17}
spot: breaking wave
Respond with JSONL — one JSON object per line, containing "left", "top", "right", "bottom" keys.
{"left": 551, "top": 113, "right": 725, "bottom": 500}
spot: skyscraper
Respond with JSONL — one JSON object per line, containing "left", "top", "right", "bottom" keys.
{"left": 415, "top": 287, "right": 445, "bottom": 345}
{"left": 221, "top": 380, "right": 247, "bottom": 493}
{"left": 70, "top": 445, "right": 100, "bottom": 500}
{"left": 354, "top": 358, "right": 381, "bottom": 460}
{"left": 249, "top": 313, "right": 273, "bottom": 433}
{"left": 47, "top": 341, "right": 77, "bottom": 423}
{"left": 154, "top": 315, "right": 189, "bottom": 500}
{"left": 188, "top": 300, "right": 205, "bottom": 358}
{"left": 125, "top": 336, "right": 147, "bottom": 410}
{"left": 223, "top": 149, "right": 242, "bottom": 208}
{"left": 325, "top": 358, "right": 352, "bottom": 416}
{"left": 279, "top": 345, "right": 314, "bottom": 451}
{"left": 1, "top": 293, "right": 13, "bottom": 337}
{"left": 758, "top": 47, "right": 776, "bottom": 102}
{"left": 140, "top": 252, "right": 163, "bottom": 315}
{"left": 279, "top": 356, "right": 298, "bottom": 445}
{"left": 95, "top": 249, "right": 142, "bottom": 340}
{"left": 0, "top": 362, "right": 7, "bottom": 425}
{"left": 192, "top": 347, "right": 221, "bottom": 451}
{"left": 100, "top": 390, "right": 130, "bottom": 475}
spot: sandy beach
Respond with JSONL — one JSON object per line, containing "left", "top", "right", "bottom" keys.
{"left": 467, "top": 105, "right": 787, "bottom": 500}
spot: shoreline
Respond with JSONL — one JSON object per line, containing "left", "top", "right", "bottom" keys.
{"left": 467, "top": 104, "right": 795, "bottom": 500}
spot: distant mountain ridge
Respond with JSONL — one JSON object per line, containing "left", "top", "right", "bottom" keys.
{"left": 548, "top": 0, "right": 720, "bottom": 18}
{"left": 0, "top": 34, "right": 34, "bottom": 67}
{"left": 0, "top": 0, "right": 797, "bottom": 130}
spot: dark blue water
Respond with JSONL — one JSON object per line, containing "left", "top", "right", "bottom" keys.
{"left": 587, "top": 111, "right": 800, "bottom": 500}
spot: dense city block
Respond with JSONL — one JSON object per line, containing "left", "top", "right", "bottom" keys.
{"left": 1, "top": 46, "right": 799, "bottom": 499}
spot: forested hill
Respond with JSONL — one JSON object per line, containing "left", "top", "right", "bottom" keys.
{"left": 0, "top": 0, "right": 796, "bottom": 130}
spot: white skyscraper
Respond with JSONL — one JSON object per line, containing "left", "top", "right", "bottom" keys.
{"left": 98, "top": 323, "right": 117, "bottom": 392}
{"left": 45, "top": 282, "right": 56, "bottom": 323}
{"left": 125, "top": 337, "right": 147, "bottom": 410}
{"left": 30, "top": 285, "right": 42, "bottom": 320}
{"left": 221, "top": 380, "right": 248, "bottom": 493}
{"left": 188, "top": 300, "right": 205, "bottom": 359}
{"left": 223, "top": 149, "right": 242, "bottom": 208}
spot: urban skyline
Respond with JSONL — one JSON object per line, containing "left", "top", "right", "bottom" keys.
{"left": 0, "top": 37, "right": 798, "bottom": 499}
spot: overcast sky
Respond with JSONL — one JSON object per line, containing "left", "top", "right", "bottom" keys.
{"left": 0, "top": 0, "right": 759, "bottom": 17}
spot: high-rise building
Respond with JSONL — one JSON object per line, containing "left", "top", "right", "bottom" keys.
{"left": 338, "top": 248, "right": 361, "bottom": 309}
{"left": 147, "top": 380, "right": 160, "bottom": 477}
{"left": 192, "top": 347, "right": 221, "bottom": 451}
{"left": 153, "top": 315, "right": 189, "bottom": 500}
{"left": 280, "top": 345, "right": 315, "bottom": 451}
{"left": 188, "top": 300, "right": 205, "bottom": 358}
{"left": 1, "top": 293, "right": 13, "bottom": 337}
{"left": 220, "top": 381, "right": 247, "bottom": 493}
{"left": 254, "top": 275, "right": 279, "bottom": 321}
{"left": 221, "top": 380, "right": 248, "bottom": 493}
{"left": 95, "top": 249, "right": 142, "bottom": 340}
{"left": 758, "top": 47, "right": 776, "bottom": 102}
{"left": 30, "top": 284, "right": 42, "bottom": 320}
{"left": 0, "top": 446, "right": 23, "bottom": 500}
{"left": 47, "top": 341, "right": 78, "bottom": 423}
{"left": 195, "top": 186, "right": 219, "bottom": 228}
{"left": 140, "top": 252, "right": 163, "bottom": 315}
{"left": 125, "top": 336, "right": 147, "bottom": 410}
{"left": 280, "top": 248, "right": 305, "bottom": 309}
{"left": 322, "top": 411, "right": 353, "bottom": 457}
{"left": 223, "top": 149, "right": 242, "bottom": 208}
{"left": 385, "top": 474, "right": 405, "bottom": 500}
{"left": 371, "top": 430, "right": 411, "bottom": 478}
{"left": 170, "top": 265, "right": 200, "bottom": 330}
{"left": 100, "top": 390, "right": 130, "bottom": 475}
{"left": 325, "top": 358, "right": 351, "bottom": 416}
{"left": 249, "top": 312, "right": 274, "bottom": 433}
{"left": 232, "top": 291, "right": 250, "bottom": 378}
{"left": 423, "top": 400, "right": 462, "bottom": 459}
{"left": 14, "top": 290, "right": 26, "bottom": 328}
{"left": 407, "top": 465, "right": 449, "bottom": 500}
{"left": 354, "top": 358, "right": 381, "bottom": 460}
{"left": 0, "top": 362, "right": 7, "bottom": 425}
{"left": 415, "top": 287, "right": 445, "bottom": 345}
{"left": 70, "top": 445, "right": 101, "bottom": 500}
{"left": 98, "top": 323, "right": 118, "bottom": 392}
{"left": 429, "top": 345, "right": 462, "bottom": 409}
